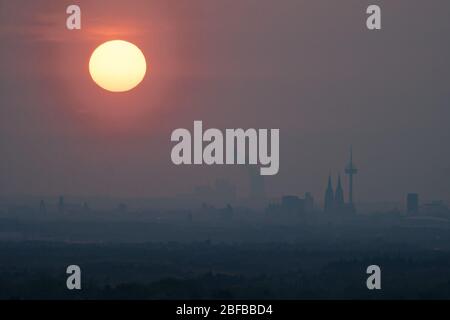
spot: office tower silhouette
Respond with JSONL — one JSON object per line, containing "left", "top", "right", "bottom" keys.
{"left": 407, "top": 193, "right": 419, "bottom": 215}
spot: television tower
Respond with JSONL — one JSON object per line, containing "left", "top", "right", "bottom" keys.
{"left": 345, "top": 147, "right": 357, "bottom": 206}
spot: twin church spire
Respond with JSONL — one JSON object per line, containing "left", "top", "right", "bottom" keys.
{"left": 324, "top": 175, "right": 335, "bottom": 213}
{"left": 324, "top": 175, "right": 344, "bottom": 213}
{"left": 324, "top": 148, "right": 357, "bottom": 214}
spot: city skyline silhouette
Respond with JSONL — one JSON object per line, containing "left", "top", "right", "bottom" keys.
{"left": 1, "top": 1, "right": 450, "bottom": 203}
{"left": 1, "top": 0, "right": 450, "bottom": 302}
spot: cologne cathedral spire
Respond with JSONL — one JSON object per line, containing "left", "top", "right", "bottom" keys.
{"left": 324, "top": 175, "right": 334, "bottom": 213}
{"left": 335, "top": 174, "right": 344, "bottom": 207}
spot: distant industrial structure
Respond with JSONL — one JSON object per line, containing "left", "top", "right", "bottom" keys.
{"left": 406, "top": 193, "right": 450, "bottom": 217}
{"left": 266, "top": 192, "right": 315, "bottom": 216}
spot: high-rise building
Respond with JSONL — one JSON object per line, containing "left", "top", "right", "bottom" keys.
{"left": 324, "top": 175, "right": 334, "bottom": 213}
{"left": 407, "top": 193, "right": 419, "bottom": 215}
{"left": 282, "top": 195, "right": 304, "bottom": 215}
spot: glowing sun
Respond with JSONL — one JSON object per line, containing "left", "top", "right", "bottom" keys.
{"left": 89, "top": 40, "right": 147, "bottom": 92}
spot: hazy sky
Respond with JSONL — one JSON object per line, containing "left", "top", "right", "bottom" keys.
{"left": 1, "top": 0, "right": 450, "bottom": 203}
